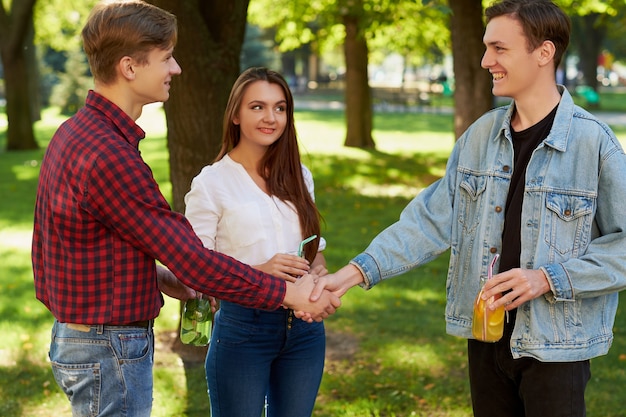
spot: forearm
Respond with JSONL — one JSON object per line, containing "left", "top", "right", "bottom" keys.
{"left": 311, "top": 252, "right": 326, "bottom": 269}
{"left": 330, "top": 264, "right": 366, "bottom": 297}
{"left": 156, "top": 264, "right": 196, "bottom": 300}
{"left": 310, "top": 252, "right": 327, "bottom": 276}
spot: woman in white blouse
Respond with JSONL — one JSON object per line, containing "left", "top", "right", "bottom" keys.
{"left": 184, "top": 67, "right": 327, "bottom": 417}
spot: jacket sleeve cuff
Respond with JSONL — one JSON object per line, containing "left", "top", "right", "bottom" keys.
{"left": 350, "top": 253, "right": 382, "bottom": 290}
{"left": 541, "top": 263, "right": 575, "bottom": 302}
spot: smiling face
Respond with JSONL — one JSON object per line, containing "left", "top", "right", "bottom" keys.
{"left": 233, "top": 80, "right": 288, "bottom": 151}
{"left": 481, "top": 15, "right": 543, "bottom": 101}
{"left": 130, "top": 46, "right": 182, "bottom": 105}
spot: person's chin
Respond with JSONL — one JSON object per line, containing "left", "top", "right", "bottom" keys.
{"left": 491, "top": 83, "right": 508, "bottom": 98}
{"left": 154, "top": 92, "right": 170, "bottom": 103}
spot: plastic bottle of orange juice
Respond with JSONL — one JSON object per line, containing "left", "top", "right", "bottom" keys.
{"left": 471, "top": 254, "right": 505, "bottom": 342}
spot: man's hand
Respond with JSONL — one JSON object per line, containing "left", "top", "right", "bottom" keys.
{"left": 309, "top": 264, "right": 365, "bottom": 302}
{"left": 283, "top": 274, "right": 341, "bottom": 322}
{"left": 481, "top": 268, "right": 551, "bottom": 311}
{"left": 156, "top": 265, "right": 196, "bottom": 300}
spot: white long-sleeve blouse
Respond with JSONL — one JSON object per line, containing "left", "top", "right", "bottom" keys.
{"left": 184, "top": 154, "right": 325, "bottom": 266}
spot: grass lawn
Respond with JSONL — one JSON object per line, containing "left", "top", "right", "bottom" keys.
{"left": 1, "top": 96, "right": 626, "bottom": 416}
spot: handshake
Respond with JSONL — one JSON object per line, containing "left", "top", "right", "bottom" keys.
{"left": 158, "top": 261, "right": 365, "bottom": 323}
{"left": 282, "top": 272, "right": 340, "bottom": 322}
{"left": 282, "top": 264, "right": 365, "bottom": 322}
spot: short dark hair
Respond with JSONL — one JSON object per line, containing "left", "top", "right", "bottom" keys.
{"left": 485, "top": 0, "right": 570, "bottom": 69}
{"left": 82, "top": 0, "right": 178, "bottom": 84}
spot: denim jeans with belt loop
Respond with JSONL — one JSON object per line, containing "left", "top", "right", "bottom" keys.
{"left": 49, "top": 319, "right": 154, "bottom": 417}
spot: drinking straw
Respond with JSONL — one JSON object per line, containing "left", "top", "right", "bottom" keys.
{"left": 297, "top": 234, "right": 317, "bottom": 257}
{"left": 488, "top": 254, "right": 499, "bottom": 280}
{"left": 483, "top": 253, "right": 500, "bottom": 339}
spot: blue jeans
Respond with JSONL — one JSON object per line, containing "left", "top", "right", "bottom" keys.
{"left": 206, "top": 301, "right": 325, "bottom": 417}
{"left": 49, "top": 320, "right": 154, "bottom": 417}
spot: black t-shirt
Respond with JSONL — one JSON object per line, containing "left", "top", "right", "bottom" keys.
{"left": 499, "top": 105, "right": 558, "bottom": 273}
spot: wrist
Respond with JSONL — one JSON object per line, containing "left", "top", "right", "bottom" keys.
{"left": 342, "top": 264, "right": 366, "bottom": 288}
{"left": 281, "top": 281, "right": 296, "bottom": 309}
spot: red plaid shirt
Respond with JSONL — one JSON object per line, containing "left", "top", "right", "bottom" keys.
{"left": 32, "top": 91, "right": 285, "bottom": 324}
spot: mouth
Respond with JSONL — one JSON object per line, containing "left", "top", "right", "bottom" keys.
{"left": 259, "top": 128, "right": 275, "bottom": 134}
{"left": 491, "top": 72, "right": 505, "bottom": 81}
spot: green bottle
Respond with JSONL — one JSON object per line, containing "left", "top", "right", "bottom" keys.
{"left": 180, "top": 297, "right": 212, "bottom": 346}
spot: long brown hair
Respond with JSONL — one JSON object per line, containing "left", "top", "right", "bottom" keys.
{"left": 215, "top": 67, "right": 322, "bottom": 262}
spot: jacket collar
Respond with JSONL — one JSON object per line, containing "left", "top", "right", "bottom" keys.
{"left": 500, "top": 85, "right": 574, "bottom": 153}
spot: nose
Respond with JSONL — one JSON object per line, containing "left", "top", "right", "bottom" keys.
{"left": 263, "top": 108, "right": 276, "bottom": 122}
{"left": 170, "top": 57, "right": 182, "bottom": 75}
{"left": 481, "top": 49, "right": 492, "bottom": 69}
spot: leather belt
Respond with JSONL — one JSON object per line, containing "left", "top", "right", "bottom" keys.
{"left": 115, "top": 320, "right": 152, "bottom": 328}
{"left": 66, "top": 320, "right": 152, "bottom": 332}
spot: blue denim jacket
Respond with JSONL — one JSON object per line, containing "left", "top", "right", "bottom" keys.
{"left": 352, "top": 87, "right": 626, "bottom": 362}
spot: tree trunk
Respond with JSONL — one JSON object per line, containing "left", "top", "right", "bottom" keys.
{"left": 25, "top": 17, "right": 41, "bottom": 123}
{"left": 150, "top": 0, "right": 249, "bottom": 214}
{"left": 449, "top": 0, "right": 493, "bottom": 140}
{"left": 0, "top": 0, "right": 38, "bottom": 151}
{"left": 342, "top": 11, "right": 375, "bottom": 149}
{"left": 575, "top": 13, "right": 605, "bottom": 91}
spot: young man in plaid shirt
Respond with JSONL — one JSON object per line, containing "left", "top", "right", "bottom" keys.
{"left": 31, "top": 1, "right": 339, "bottom": 415}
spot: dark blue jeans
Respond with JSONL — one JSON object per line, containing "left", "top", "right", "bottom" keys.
{"left": 468, "top": 313, "right": 590, "bottom": 417}
{"left": 206, "top": 301, "right": 325, "bottom": 417}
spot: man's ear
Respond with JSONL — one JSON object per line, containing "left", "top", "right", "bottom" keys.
{"left": 118, "top": 56, "right": 136, "bottom": 81}
{"left": 537, "top": 40, "right": 556, "bottom": 68}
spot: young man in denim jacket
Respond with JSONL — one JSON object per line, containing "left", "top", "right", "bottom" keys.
{"left": 312, "top": 0, "right": 626, "bottom": 415}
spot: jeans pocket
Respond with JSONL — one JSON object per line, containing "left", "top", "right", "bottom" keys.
{"left": 51, "top": 361, "right": 101, "bottom": 417}
{"left": 117, "top": 331, "right": 151, "bottom": 362}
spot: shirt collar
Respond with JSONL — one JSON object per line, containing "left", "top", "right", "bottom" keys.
{"left": 85, "top": 90, "right": 146, "bottom": 148}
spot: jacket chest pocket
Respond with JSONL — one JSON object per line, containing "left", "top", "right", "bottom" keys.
{"left": 458, "top": 173, "right": 487, "bottom": 235}
{"left": 543, "top": 193, "right": 594, "bottom": 256}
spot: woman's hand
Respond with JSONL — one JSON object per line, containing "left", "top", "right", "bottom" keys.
{"left": 310, "top": 264, "right": 328, "bottom": 277}
{"left": 254, "top": 253, "right": 310, "bottom": 282}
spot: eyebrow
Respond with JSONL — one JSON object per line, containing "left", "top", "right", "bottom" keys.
{"left": 484, "top": 40, "right": 505, "bottom": 47}
{"left": 247, "top": 99, "right": 287, "bottom": 106}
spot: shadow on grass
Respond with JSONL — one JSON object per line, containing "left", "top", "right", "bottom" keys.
{"left": 0, "top": 358, "right": 58, "bottom": 417}
{"left": 312, "top": 149, "right": 448, "bottom": 189}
